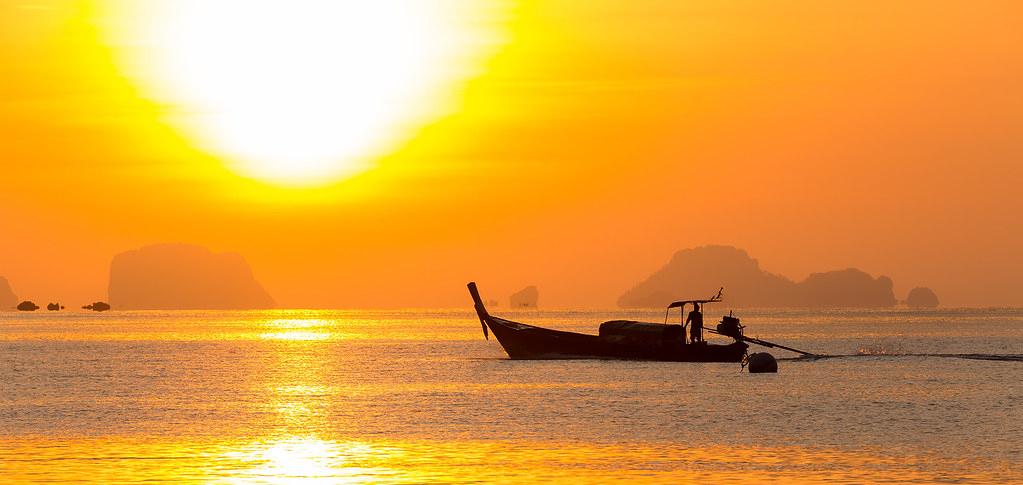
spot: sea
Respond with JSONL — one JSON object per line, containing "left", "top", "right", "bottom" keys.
{"left": 1, "top": 307, "right": 1021, "bottom": 483}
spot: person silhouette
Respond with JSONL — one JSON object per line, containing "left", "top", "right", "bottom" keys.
{"left": 686, "top": 302, "right": 704, "bottom": 344}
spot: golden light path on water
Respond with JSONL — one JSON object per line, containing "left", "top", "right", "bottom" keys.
{"left": 100, "top": 1, "right": 508, "bottom": 186}
{"left": 3, "top": 437, "right": 1006, "bottom": 483}
{"left": 260, "top": 319, "right": 332, "bottom": 341}
{"left": 3, "top": 309, "right": 1022, "bottom": 483}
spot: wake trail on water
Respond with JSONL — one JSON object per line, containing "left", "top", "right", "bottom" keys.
{"left": 779, "top": 353, "right": 1023, "bottom": 362}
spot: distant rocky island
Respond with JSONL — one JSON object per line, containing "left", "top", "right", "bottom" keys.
{"left": 618, "top": 245, "right": 905, "bottom": 308}
{"left": 0, "top": 277, "right": 16, "bottom": 310}
{"left": 905, "top": 287, "right": 940, "bottom": 308}
{"left": 17, "top": 301, "right": 39, "bottom": 311}
{"left": 108, "top": 243, "right": 275, "bottom": 310}
{"left": 82, "top": 302, "right": 111, "bottom": 312}
{"left": 510, "top": 286, "right": 539, "bottom": 308}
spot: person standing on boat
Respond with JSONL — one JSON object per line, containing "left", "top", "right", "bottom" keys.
{"left": 687, "top": 303, "right": 704, "bottom": 344}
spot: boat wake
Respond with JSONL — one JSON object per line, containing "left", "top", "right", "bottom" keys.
{"left": 856, "top": 342, "right": 905, "bottom": 355}
{"left": 780, "top": 353, "right": 1023, "bottom": 362}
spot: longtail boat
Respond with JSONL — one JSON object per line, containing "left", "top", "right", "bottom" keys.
{"left": 467, "top": 282, "right": 762, "bottom": 362}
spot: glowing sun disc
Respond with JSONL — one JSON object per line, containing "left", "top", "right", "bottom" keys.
{"left": 102, "top": 1, "right": 506, "bottom": 186}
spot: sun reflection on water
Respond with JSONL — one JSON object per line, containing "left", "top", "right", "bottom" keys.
{"left": 4, "top": 437, "right": 1007, "bottom": 484}
{"left": 223, "top": 325, "right": 393, "bottom": 484}
{"left": 260, "top": 331, "right": 331, "bottom": 341}
{"left": 219, "top": 437, "right": 397, "bottom": 485}
{"left": 259, "top": 319, "right": 332, "bottom": 341}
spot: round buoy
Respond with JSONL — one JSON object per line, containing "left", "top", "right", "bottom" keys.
{"left": 747, "top": 352, "right": 778, "bottom": 373}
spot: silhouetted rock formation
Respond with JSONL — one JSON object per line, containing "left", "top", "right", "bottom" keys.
{"left": 108, "top": 244, "right": 275, "bottom": 310}
{"left": 619, "top": 246, "right": 791, "bottom": 307}
{"left": 0, "top": 277, "right": 16, "bottom": 310}
{"left": 17, "top": 301, "right": 39, "bottom": 311}
{"left": 798, "top": 269, "right": 896, "bottom": 307}
{"left": 510, "top": 286, "right": 539, "bottom": 308}
{"left": 82, "top": 301, "right": 111, "bottom": 312}
{"left": 618, "top": 245, "right": 897, "bottom": 308}
{"left": 46, "top": 303, "right": 64, "bottom": 311}
{"left": 905, "top": 287, "right": 939, "bottom": 308}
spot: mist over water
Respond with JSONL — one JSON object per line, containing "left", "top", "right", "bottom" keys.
{"left": 2, "top": 308, "right": 1021, "bottom": 483}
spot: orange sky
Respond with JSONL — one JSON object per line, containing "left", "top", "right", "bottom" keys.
{"left": 1, "top": 0, "right": 1021, "bottom": 308}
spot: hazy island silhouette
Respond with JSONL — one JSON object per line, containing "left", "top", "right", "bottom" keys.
{"left": 905, "top": 287, "right": 940, "bottom": 308}
{"left": 618, "top": 245, "right": 920, "bottom": 308}
{"left": 4, "top": 244, "right": 940, "bottom": 310}
{"left": 0, "top": 276, "right": 17, "bottom": 310}
{"left": 108, "top": 243, "right": 275, "bottom": 310}
{"left": 510, "top": 286, "right": 539, "bottom": 308}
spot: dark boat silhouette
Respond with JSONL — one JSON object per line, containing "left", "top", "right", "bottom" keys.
{"left": 468, "top": 282, "right": 755, "bottom": 361}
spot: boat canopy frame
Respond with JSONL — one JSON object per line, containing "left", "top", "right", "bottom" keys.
{"left": 663, "top": 287, "right": 724, "bottom": 325}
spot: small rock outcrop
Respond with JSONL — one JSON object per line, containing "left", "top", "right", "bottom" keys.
{"left": 619, "top": 245, "right": 898, "bottom": 308}
{"left": 905, "top": 287, "right": 940, "bottom": 308}
{"left": 108, "top": 243, "right": 275, "bottom": 310}
{"left": 46, "top": 303, "right": 64, "bottom": 311}
{"left": 510, "top": 286, "right": 539, "bottom": 308}
{"left": 82, "top": 301, "right": 111, "bottom": 312}
{"left": 0, "top": 277, "right": 17, "bottom": 310}
{"left": 17, "top": 301, "right": 39, "bottom": 311}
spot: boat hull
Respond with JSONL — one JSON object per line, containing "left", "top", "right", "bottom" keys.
{"left": 485, "top": 315, "right": 748, "bottom": 362}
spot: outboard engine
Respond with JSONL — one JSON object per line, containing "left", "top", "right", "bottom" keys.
{"left": 716, "top": 313, "right": 744, "bottom": 339}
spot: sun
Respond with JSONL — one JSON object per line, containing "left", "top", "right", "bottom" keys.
{"left": 101, "top": 1, "right": 506, "bottom": 186}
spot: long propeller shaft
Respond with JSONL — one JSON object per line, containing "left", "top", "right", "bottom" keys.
{"left": 706, "top": 328, "right": 817, "bottom": 357}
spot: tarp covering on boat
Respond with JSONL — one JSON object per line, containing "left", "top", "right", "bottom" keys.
{"left": 599, "top": 320, "right": 684, "bottom": 342}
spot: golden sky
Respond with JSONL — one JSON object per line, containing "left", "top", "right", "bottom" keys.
{"left": 1, "top": 0, "right": 1020, "bottom": 307}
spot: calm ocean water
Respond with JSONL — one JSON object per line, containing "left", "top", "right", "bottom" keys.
{"left": 2, "top": 308, "right": 1021, "bottom": 483}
